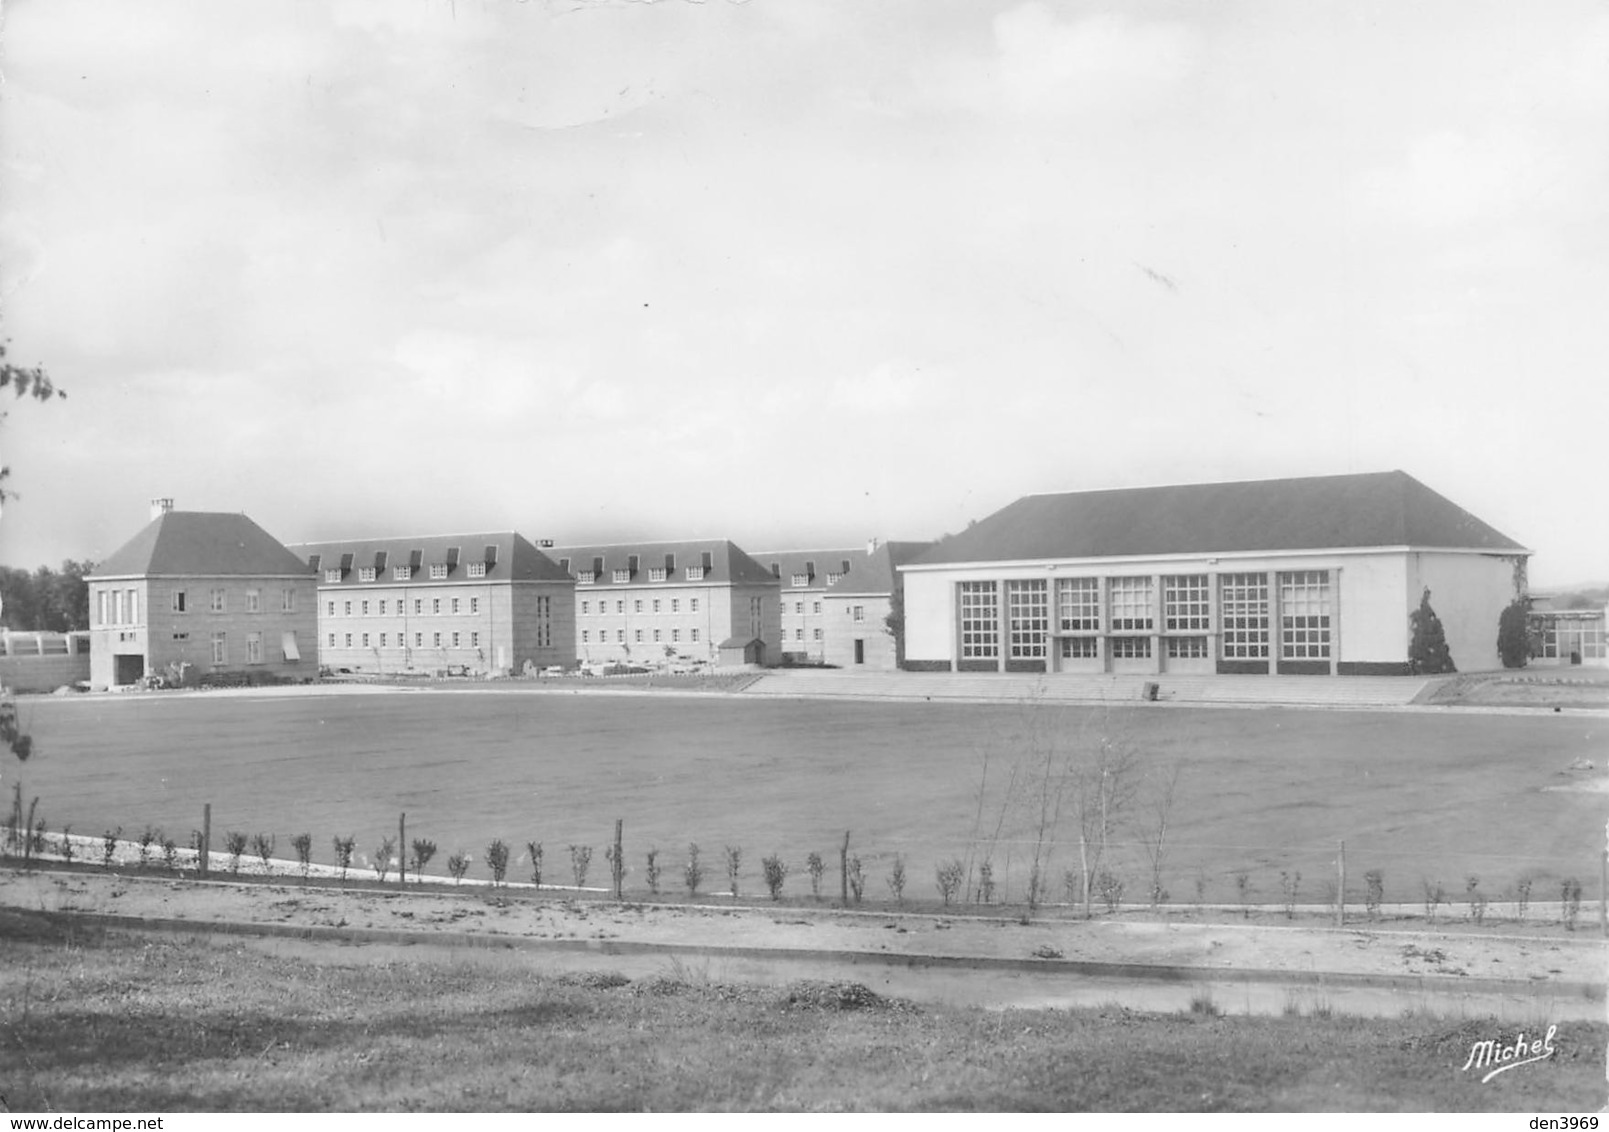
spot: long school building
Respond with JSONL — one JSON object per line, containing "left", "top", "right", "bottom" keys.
{"left": 552, "top": 540, "right": 780, "bottom": 666}
{"left": 288, "top": 532, "right": 575, "bottom": 676}
{"left": 754, "top": 540, "right": 930, "bottom": 669}
{"left": 900, "top": 471, "right": 1530, "bottom": 676}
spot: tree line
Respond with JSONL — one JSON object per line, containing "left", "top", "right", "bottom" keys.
{"left": 1, "top": 560, "right": 94, "bottom": 633}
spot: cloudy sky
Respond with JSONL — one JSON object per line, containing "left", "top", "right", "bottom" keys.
{"left": 0, "top": 0, "right": 1604, "bottom": 584}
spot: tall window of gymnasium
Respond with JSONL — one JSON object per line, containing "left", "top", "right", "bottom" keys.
{"left": 1108, "top": 576, "right": 1154, "bottom": 656}
{"left": 1005, "top": 579, "right": 1048, "bottom": 664}
{"left": 1279, "top": 571, "right": 1331, "bottom": 662}
{"left": 1056, "top": 576, "right": 1100, "bottom": 660}
{"left": 958, "top": 581, "right": 999, "bottom": 662}
{"left": 1163, "top": 574, "right": 1210, "bottom": 658}
{"left": 1220, "top": 573, "right": 1270, "bottom": 660}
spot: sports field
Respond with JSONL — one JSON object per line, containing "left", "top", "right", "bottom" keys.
{"left": 4, "top": 688, "right": 1603, "bottom": 906}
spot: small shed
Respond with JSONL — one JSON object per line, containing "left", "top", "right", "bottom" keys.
{"left": 717, "top": 637, "right": 766, "bottom": 667}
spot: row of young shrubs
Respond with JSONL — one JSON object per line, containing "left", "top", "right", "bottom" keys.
{"left": 2, "top": 813, "right": 1595, "bottom": 930}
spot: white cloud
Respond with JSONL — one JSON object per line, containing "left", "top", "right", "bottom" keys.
{"left": 1357, "top": 129, "right": 1550, "bottom": 227}
{"left": 991, "top": 4, "right": 1198, "bottom": 114}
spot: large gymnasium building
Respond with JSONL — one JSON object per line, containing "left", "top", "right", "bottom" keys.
{"left": 899, "top": 471, "right": 1529, "bottom": 677}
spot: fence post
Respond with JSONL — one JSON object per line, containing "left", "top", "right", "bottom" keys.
{"left": 840, "top": 830, "right": 850, "bottom": 906}
{"left": 399, "top": 812, "right": 406, "bottom": 885}
{"left": 1335, "top": 840, "right": 1345, "bottom": 928}
{"left": 614, "top": 818, "right": 624, "bottom": 901}
{"left": 1601, "top": 820, "right": 1607, "bottom": 939}
{"left": 200, "top": 803, "right": 211, "bottom": 878}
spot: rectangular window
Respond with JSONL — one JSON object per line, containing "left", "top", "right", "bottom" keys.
{"left": 211, "top": 632, "right": 227, "bottom": 664}
{"left": 324, "top": 568, "right": 343, "bottom": 584}
{"left": 127, "top": 589, "right": 139, "bottom": 624}
{"left": 691, "top": 628, "right": 700, "bottom": 642}
{"left": 327, "top": 600, "right": 335, "bottom": 616}
{"left": 343, "top": 601, "right": 352, "bottom": 616}
{"left": 653, "top": 629, "right": 662, "bottom": 643}
{"left": 393, "top": 565, "right": 411, "bottom": 581}
{"left": 380, "top": 633, "right": 387, "bottom": 647}
{"left": 171, "top": 590, "right": 187, "bottom": 614}
{"left": 634, "top": 600, "right": 644, "bottom": 613}
{"left": 617, "top": 629, "right": 625, "bottom": 643}
{"left": 1060, "top": 637, "right": 1098, "bottom": 659}
{"left": 432, "top": 598, "right": 441, "bottom": 614}
{"left": 239, "top": 589, "right": 256, "bottom": 614}
{"left": 853, "top": 605, "right": 866, "bottom": 623}
{"left": 344, "top": 633, "right": 353, "bottom": 648}
{"left": 653, "top": 600, "right": 661, "bottom": 613}
{"left": 1167, "top": 636, "right": 1208, "bottom": 658}
{"left": 470, "top": 597, "right": 478, "bottom": 614}
{"left": 826, "top": 572, "right": 842, "bottom": 586}
{"left": 616, "top": 601, "right": 625, "bottom": 614}
{"left": 690, "top": 599, "right": 700, "bottom": 613}
{"left": 328, "top": 633, "right": 336, "bottom": 648}
{"left": 671, "top": 599, "right": 680, "bottom": 613}
{"left": 1057, "top": 577, "right": 1100, "bottom": 632}
{"left": 451, "top": 598, "right": 460, "bottom": 614}
{"left": 211, "top": 589, "right": 226, "bottom": 613}
{"left": 813, "top": 628, "right": 822, "bottom": 641}
{"left": 635, "top": 629, "right": 643, "bottom": 643}
{"left": 430, "top": 563, "right": 448, "bottom": 580}
{"left": 361, "top": 633, "right": 369, "bottom": 648}
{"left": 649, "top": 567, "right": 666, "bottom": 582}
{"left": 1220, "top": 573, "right": 1270, "bottom": 659}
{"left": 1108, "top": 577, "right": 1154, "bottom": 632}
{"left": 452, "top": 632, "right": 460, "bottom": 647}
{"left": 467, "top": 562, "right": 486, "bottom": 579}
{"left": 1279, "top": 570, "right": 1332, "bottom": 660}
{"left": 791, "top": 573, "right": 809, "bottom": 587}
{"left": 358, "top": 567, "right": 376, "bottom": 583}
{"left": 959, "top": 581, "right": 999, "bottom": 660}
{"left": 1110, "top": 636, "right": 1152, "bottom": 659}
{"left": 1005, "top": 579, "right": 1048, "bottom": 659}
{"left": 379, "top": 600, "right": 387, "bottom": 616}
{"left": 613, "top": 569, "right": 632, "bottom": 584}
{"left": 582, "top": 629, "right": 590, "bottom": 643}
{"left": 685, "top": 567, "right": 705, "bottom": 582}
{"left": 415, "top": 632, "right": 423, "bottom": 648}
{"left": 414, "top": 599, "right": 423, "bottom": 615}
{"left": 471, "top": 632, "right": 479, "bottom": 648}
{"left": 794, "top": 601, "right": 804, "bottom": 615}
{"left": 430, "top": 632, "right": 439, "bottom": 647}
{"left": 576, "top": 571, "right": 595, "bottom": 585}
{"left": 1163, "top": 575, "right": 1210, "bottom": 632}
{"left": 582, "top": 601, "right": 590, "bottom": 615}
{"left": 361, "top": 601, "right": 369, "bottom": 616}
{"left": 672, "top": 628, "right": 680, "bottom": 642}
{"left": 281, "top": 588, "right": 295, "bottom": 613}
{"left": 795, "top": 628, "right": 804, "bottom": 641}
{"left": 97, "top": 590, "right": 108, "bottom": 626}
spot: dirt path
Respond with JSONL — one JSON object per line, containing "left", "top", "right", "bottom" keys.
{"left": 5, "top": 866, "right": 1603, "bottom": 1020}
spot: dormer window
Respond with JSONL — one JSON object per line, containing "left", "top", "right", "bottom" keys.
{"left": 791, "top": 573, "right": 810, "bottom": 588}
{"left": 612, "top": 569, "right": 631, "bottom": 584}
{"left": 358, "top": 567, "right": 377, "bottom": 583}
{"left": 826, "top": 573, "right": 842, "bottom": 586}
{"left": 467, "top": 562, "right": 486, "bottom": 579}
{"left": 576, "top": 571, "right": 596, "bottom": 585}
{"left": 649, "top": 567, "right": 667, "bottom": 582}
{"left": 324, "top": 569, "right": 342, "bottom": 584}
{"left": 685, "top": 566, "right": 705, "bottom": 582}
{"left": 430, "top": 563, "right": 448, "bottom": 580}
{"left": 392, "top": 565, "right": 411, "bottom": 581}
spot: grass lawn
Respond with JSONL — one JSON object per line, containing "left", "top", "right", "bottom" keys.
{"left": 1, "top": 910, "right": 1603, "bottom": 1112}
{"left": 4, "top": 690, "right": 1604, "bottom": 907}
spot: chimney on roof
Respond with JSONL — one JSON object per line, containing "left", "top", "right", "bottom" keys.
{"left": 150, "top": 498, "right": 174, "bottom": 521}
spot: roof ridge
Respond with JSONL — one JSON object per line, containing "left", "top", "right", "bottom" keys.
{"left": 1018, "top": 469, "right": 1403, "bottom": 500}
